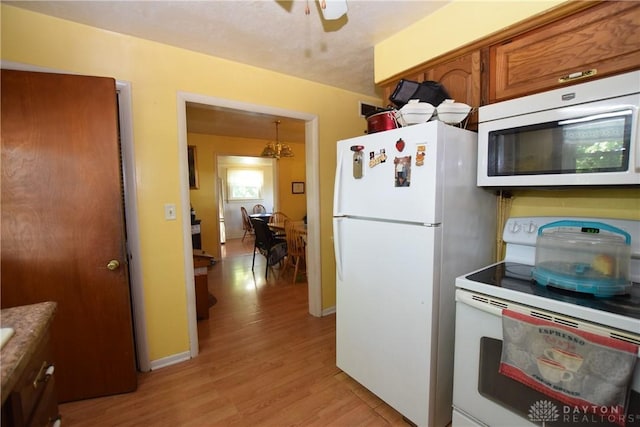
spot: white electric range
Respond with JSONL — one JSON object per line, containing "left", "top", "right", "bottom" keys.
{"left": 452, "top": 216, "right": 640, "bottom": 427}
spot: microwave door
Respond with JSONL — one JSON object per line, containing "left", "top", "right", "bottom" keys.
{"left": 489, "top": 126, "right": 563, "bottom": 176}
{"left": 480, "top": 102, "right": 638, "bottom": 186}
{"left": 561, "top": 111, "right": 632, "bottom": 172}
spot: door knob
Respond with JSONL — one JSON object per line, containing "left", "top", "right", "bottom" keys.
{"left": 107, "top": 260, "right": 120, "bottom": 271}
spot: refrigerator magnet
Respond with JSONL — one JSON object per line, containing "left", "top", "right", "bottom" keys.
{"left": 395, "top": 138, "right": 406, "bottom": 152}
{"left": 350, "top": 145, "right": 365, "bottom": 179}
{"left": 369, "top": 149, "right": 387, "bottom": 168}
{"left": 416, "top": 145, "right": 426, "bottom": 166}
{"left": 394, "top": 156, "right": 411, "bottom": 187}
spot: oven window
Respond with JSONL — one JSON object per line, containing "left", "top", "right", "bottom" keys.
{"left": 487, "top": 110, "right": 632, "bottom": 176}
{"left": 478, "top": 337, "right": 639, "bottom": 426}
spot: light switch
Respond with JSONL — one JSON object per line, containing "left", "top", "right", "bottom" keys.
{"left": 164, "top": 203, "right": 177, "bottom": 220}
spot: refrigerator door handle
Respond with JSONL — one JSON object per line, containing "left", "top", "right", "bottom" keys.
{"left": 333, "top": 217, "right": 344, "bottom": 281}
{"left": 333, "top": 150, "right": 344, "bottom": 216}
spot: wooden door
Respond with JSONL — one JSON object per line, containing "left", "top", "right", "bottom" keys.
{"left": 1, "top": 70, "right": 137, "bottom": 402}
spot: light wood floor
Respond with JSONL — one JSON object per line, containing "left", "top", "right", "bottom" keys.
{"left": 59, "top": 238, "right": 410, "bottom": 426}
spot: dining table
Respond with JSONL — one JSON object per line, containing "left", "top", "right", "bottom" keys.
{"left": 268, "top": 220, "right": 306, "bottom": 235}
{"left": 249, "top": 212, "right": 272, "bottom": 222}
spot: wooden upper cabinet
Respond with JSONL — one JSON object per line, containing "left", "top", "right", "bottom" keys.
{"left": 489, "top": 1, "right": 640, "bottom": 102}
{"left": 425, "top": 51, "right": 481, "bottom": 107}
{"left": 380, "top": 52, "right": 481, "bottom": 128}
{"left": 425, "top": 50, "right": 481, "bottom": 128}
{"left": 377, "top": 2, "right": 638, "bottom": 114}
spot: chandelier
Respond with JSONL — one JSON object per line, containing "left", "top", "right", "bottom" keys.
{"left": 260, "top": 120, "right": 294, "bottom": 159}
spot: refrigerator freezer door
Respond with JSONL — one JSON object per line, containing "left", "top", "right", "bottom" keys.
{"left": 334, "top": 216, "right": 440, "bottom": 426}
{"left": 334, "top": 122, "right": 442, "bottom": 224}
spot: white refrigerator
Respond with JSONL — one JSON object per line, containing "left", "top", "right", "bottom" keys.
{"left": 333, "top": 121, "right": 496, "bottom": 427}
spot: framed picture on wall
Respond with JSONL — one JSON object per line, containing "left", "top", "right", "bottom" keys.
{"left": 292, "top": 181, "right": 305, "bottom": 194}
{"left": 188, "top": 145, "right": 199, "bottom": 189}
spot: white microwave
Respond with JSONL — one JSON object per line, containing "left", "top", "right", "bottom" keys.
{"left": 477, "top": 70, "right": 640, "bottom": 187}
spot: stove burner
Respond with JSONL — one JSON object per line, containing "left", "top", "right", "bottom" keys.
{"left": 465, "top": 262, "right": 640, "bottom": 320}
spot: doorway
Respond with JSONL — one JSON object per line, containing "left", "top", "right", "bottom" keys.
{"left": 177, "top": 92, "right": 321, "bottom": 359}
{"left": 217, "top": 155, "right": 276, "bottom": 245}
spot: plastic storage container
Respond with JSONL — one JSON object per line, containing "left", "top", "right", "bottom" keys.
{"left": 532, "top": 220, "right": 631, "bottom": 297}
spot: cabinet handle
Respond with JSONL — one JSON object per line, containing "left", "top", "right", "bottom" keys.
{"left": 33, "top": 361, "right": 55, "bottom": 388}
{"left": 558, "top": 69, "right": 597, "bottom": 83}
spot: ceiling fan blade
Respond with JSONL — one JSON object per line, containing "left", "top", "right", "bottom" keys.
{"left": 320, "top": 0, "right": 347, "bottom": 20}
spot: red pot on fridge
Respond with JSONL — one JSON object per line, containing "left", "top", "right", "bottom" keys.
{"left": 366, "top": 109, "right": 401, "bottom": 134}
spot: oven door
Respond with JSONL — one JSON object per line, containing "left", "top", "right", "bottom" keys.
{"left": 452, "top": 289, "right": 640, "bottom": 427}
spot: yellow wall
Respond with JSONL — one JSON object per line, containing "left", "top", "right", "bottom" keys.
{"left": 1, "top": 5, "right": 377, "bottom": 362}
{"left": 276, "top": 146, "right": 308, "bottom": 222}
{"left": 188, "top": 133, "right": 306, "bottom": 258}
{"left": 509, "top": 189, "right": 640, "bottom": 220}
{"left": 375, "top": 0, "right": 566, "bottom": 83}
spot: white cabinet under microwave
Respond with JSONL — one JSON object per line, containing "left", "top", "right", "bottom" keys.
{"left": 477, "top": 71, "right": 640, "bottom": 187}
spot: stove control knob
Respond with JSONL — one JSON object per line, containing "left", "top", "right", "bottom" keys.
{"left": 509, "top": 222, "right": 521, "bottom": 233}
{"left": 526, "top": 223, "right": 538, "bottom": 234}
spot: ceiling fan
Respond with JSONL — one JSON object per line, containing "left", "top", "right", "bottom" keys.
{"left": 305, "top": 0, "right": 348, "bottom": 20}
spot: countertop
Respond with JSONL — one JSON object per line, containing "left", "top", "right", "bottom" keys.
{"left": 1, "top": 301, "right": 57, "bottom": 404}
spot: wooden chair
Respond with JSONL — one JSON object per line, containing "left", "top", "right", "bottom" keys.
{"left": 252, "top": 204, "right": 267, "bottom": 214}
{"left": 268, "top": 211, "right": 289, "bottom": 238}
{"left": 250, "top": 218, "right": 287, "bottom": 279}
{"left": 240, "top": 206, "right": 254, "bottom": 241}
{"left": 269, "top": 211, "right": 289, "bottom": 225}
{"left": 283, "top": 219, "right": 306, "bottom": 283}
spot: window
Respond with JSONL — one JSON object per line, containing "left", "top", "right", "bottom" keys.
{"left": 227, "top": 169, "right": 263, "bottom": 200}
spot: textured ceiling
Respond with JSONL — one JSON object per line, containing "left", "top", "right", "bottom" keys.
{"left": 7, "top": 0, "right": 450, "bottom": 142}
{"left": 7, "top": 0, "right": 449, "bottom": 96}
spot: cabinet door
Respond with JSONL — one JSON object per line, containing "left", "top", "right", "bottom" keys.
{"left": 490, "top": 1, "right": 640, "bottom": 102}
{"left": 3, "top": 331, "right": 59, "bottom": 427}
{"left": 426, "top": 50, "right": 481, "bottom": 129}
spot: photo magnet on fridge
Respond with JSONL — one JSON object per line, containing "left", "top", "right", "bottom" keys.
{"left": 369, "top": 149, "right": 387, "bottom": 168}
{"left": 394, "top": 156, "right": 411, "bottom": 187}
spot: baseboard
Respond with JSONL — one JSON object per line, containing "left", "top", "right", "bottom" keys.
{"left": 322, "top": 305, "right": 336, "bottom": 316}
{"left": 149, "top": 351, "right": 191, "bottom": 370}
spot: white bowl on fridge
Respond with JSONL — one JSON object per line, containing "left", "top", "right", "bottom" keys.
{"left": 436, "top": 99, "right": 472, "bottom": 124}
{"left": 398, "top": 99, "right": 435, "bottom": 126}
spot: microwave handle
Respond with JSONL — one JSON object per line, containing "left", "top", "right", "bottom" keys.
{"left": 537, "top": 220, "right": 631, "bottom": 244}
